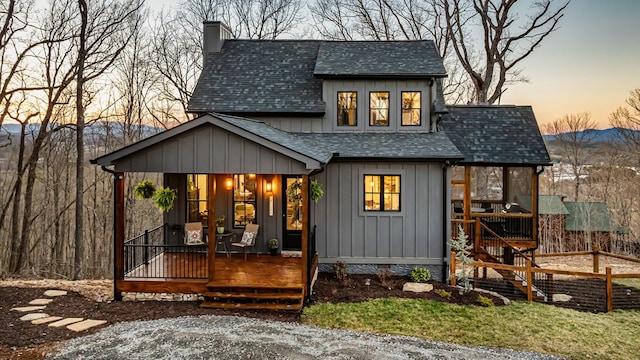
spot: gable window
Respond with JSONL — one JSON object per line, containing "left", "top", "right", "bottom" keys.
{"left": 187, "top": 174, "right": 208, "bottom": 223}
{"left": 364, "top": 175, "right": 401, "bottom": 211}
{"left": 337, "top": 91, "right": 357, "bottom": 126}
{"left": 401, "top": 91, "right": 421, "bottom": 126}
{"left": 369, "top": 92, "right": 389, "bottom": 126}
{"left": 233, "top": 174, "right": 257, "bottom": 228}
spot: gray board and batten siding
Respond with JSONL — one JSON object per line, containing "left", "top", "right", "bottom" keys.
{"left": 312, "top": 161, "right": 451, "bottom": 280}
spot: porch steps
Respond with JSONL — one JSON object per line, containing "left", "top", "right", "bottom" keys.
{"left": 475, "top": 250, "right": 546, "bottom": 302}
{"left": 201, "top": 284, "right": 304, "bottom": 311}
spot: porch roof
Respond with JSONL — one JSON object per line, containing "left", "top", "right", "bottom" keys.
{"left": 440, "top": 105, "right": 551, "bottom": 166}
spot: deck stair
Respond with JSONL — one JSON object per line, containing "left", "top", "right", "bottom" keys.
{"left": 473, "top": 219, "right": 547, "bottom": 302}
{"left": 201, "top": 283, "right": 304, "bottom": 311}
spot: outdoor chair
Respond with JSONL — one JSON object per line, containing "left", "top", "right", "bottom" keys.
{"left": 231, "top": 223, "right": 259, "bottom": 261}
{"left": 184, "top": 222, "right": 205, "bottom": 245}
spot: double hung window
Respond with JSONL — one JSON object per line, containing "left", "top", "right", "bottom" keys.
{"left": 337, "top": 92, "right": 357, "bottom": 126}
{"left": 369, "top": 92, "right": 389, "bottom": 126}
{"left": 401, "top": 91, "right": 421, "bottom": 126}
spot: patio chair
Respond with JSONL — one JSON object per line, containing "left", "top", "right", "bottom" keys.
{"left": 231, "top": 223, "right": 259, "bottom": 261}
{"left": 184, "top": 222, "right": 205, "bottom": 245}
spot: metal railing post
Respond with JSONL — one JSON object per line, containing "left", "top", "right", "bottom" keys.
{"left": 144, "top": 229, "right": 150, "bottom": 264}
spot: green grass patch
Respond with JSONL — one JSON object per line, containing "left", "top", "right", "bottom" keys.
{"left": 302, "top": 299, "right": 640, "bottom": 360}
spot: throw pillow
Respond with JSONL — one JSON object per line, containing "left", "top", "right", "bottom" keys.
{"left": 185, "top": 229, "right": 203, "bottom": 245}
{"left": 241, "top": 231, "right": 255, "bottom": 246}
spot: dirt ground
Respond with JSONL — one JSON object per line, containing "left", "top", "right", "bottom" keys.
{"left": 0, "top": 273, "right": 502, "bottom": 359}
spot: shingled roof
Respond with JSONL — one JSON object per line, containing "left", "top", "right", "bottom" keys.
{"left": 439, "top": 105, "right": 551, "bottom": 165}
{"left": 189, "top": 39, "right": 446, "bottom": 115}
{"left": 564, "top": 202, "right": 613, "bottom": 232}
{"left": 188, "top": 40, "right": 325, "bottom": 114}
{"left": 314, "top": 41, "right": 446, "bottom": 78}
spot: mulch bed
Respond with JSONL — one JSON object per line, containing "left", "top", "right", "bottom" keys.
{"left": 1, "top": 273, "right": 501, "bottom": 359}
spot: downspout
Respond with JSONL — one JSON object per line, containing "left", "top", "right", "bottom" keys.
{"left": 442, "top": 160, "right": 451, "bottom": 283}
{"left": 98, "top": 164, "right": 121, "bottom": 301}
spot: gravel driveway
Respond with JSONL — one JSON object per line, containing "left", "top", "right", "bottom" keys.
{"left": 49, "top": 315, "right": 560, "bottom": 360}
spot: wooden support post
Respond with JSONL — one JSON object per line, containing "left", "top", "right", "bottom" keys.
{"left": 547, "top": 273, "right": 554, "bottom": 300}
{"left": 114, "top": 172, "right": 125, "bottom": 301}
{"left": 450, "top": 251, "right": 457, "bottom": 286}
{"left": 526, "top": 260, "right": 533, "bottom": 302}
{"left": 606, "top": 267, "right": 613, "bottom": 312}
{"left": 301, "top": 175, "right": 309, "bottom": 297}
{"left": 463, "top": 166, "right": 471, "bottom": 236}
{"left": 474, "top": 217, "right": 481, "bottom": 256}
{"left": 593, "top": 245, "right": 600, "bottom": 273}
{"left": 207, "top": 174, "right": 216, "bottom": 283}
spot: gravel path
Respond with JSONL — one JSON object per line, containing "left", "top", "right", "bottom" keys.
{"left": 49, "top": 315, "right": 561, "bottom": 360}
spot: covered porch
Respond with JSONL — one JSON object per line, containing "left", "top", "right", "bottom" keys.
{"left": 92, "top": 114, "right": 326, "bottom": 310}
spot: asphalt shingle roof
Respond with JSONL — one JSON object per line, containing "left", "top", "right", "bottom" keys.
{"left": 516, "top": 195, "right": 569, "bottom": 214}
{"left": 188, "top": 40, "right": 325, "bottom": 114}
{"left": 439, "top": 105, "right": 551, "bottom": 165}
{"left": 215, "top": 113, "right": 462, "bottom": 161}
{"left": 314, "top": 41, "right": 446, "bottom": 78}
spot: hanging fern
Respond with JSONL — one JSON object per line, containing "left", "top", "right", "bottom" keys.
{"left": 134, "top": 180, "right": 156, "bottom": 199}
{"left": 310, "top": 180, "right": 324, "bottom": 203}
{"left": 153, "top": 187, "right": 177, "bottom": 212}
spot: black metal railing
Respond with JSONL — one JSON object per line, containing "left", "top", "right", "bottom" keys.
{"left": 124, "top": 224, "right": 207, "bottom": 279}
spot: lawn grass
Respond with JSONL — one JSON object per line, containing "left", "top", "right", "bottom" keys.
{"left": 302, "top": 299, "right": 640, "bottom": 360}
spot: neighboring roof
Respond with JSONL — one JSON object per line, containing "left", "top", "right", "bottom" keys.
{"left": 439, "top": 105, "right": 551, "bottom": 165}
{"left": 539, "top": 195, "right": 570, "bottom": 215}
{"left": 188, "top": 40, "right": 325, "bottom": 114}
{"left": 564, "top": 202, "right": 612, "bottom": 232}
{"left": 517, "top": 195, "right": 569, "bottom": 214}
{"left": 313, "top": 41, "right": 446, "bottom": 78}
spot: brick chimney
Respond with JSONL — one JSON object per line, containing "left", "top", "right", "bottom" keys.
{"left": 203, "top": 21, "right": 232, "bottom": 59}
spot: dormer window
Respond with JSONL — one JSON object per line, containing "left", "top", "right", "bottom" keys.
{"left": 370, "top": 92, "right": 389, "bottom": 126}
{"left": 401, "top": 91, "right": 421, "bottom": 126}
{"left": 337, "top": 91, "right": 357, "bottom": 126}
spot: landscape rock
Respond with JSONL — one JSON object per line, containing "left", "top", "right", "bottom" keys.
{"left": 29, "top": 298, "right": 54, "bottom": 305}
{"left": 49, "top": 318, "right": 84, "bottom": 328}
{"left": 10, "top": 306, "right": 47, "bottom": 312}
{"left": 474, "top": 288, "right": 511, "bottom": 305}
{"left": 403, "top": 282, "right": 434, "bottom": 293}
{"left": 32, "top": 316, "right": 63, "bottom": 325}
{"left": 44, "top": 290, "right": 68, "bottom": 297}
{"left": 20, "top": 313, "right": 49, "bottom": 321}
{"left": 67, "top": 319, "right": 108, "bottom": 332}
{"left": 552, "top": 294, "right": 572, "bottom": 302}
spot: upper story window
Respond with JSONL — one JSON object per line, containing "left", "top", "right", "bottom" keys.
{"left": 233, "top": 174, "right": 257, "bottom": 228}
{"left": 401, "top": 91, "right": 421, "bottom": 126}
{"left": 364, "top": 175, "right": 401, "bottom": 211}
{"left": 187, "top": 174, "right": 208, "bottom": 223}
{"left": 369, "top": 92, "right": 389, "bottom": 126}
{"left": 337, "top": 91, "right": 357, "bottom": 126}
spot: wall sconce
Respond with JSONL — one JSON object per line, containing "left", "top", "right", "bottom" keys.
{"left": 265, "top": 180, "right": 273, "bottom": 194}
{"left": 266, "top": 178, "right": 274, "bottom": 217}
{"left": 225, "top": 177, "right": 233, "bottom": 191}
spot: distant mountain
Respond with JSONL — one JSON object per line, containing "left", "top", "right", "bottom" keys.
{"left": 1, "top": 122, "right": 162, "bottom": 138}
{"left": 543, "top": 127, "right": 640, "bottom": 144}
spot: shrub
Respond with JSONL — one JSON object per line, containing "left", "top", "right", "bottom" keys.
{"left": 377, "top": 267, "right": 392, "bottom": 288}
{"left": 448, "top": 225, "right": 475, "bottom": 292}
{"left": 410, "top": 267, "right": 431, "bottom": 283}
{"left": 477, "top": 294, "right": 494, "bottom": 307}
{"left": 435, "top": 289, "right": 451, "bottom": 299}
{"left": 333, "top": 261, "right": 348, "bottom": 282}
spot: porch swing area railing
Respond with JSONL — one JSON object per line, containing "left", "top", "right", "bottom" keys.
{"left": 123, "top": 224, "right": 208, "bottom": 279}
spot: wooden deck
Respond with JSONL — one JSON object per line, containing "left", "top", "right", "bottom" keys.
{"left": 120, "top": 253, "right": 306, "bottom": 311}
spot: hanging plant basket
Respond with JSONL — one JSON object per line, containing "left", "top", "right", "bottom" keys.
{"left": 153, "top": 187, "right": 177, "bottom": 212}
{"left": 134, "top": 180, "right": 156, "bottom": 199}
{"left": 310, "top": 180, "right": 324, "bottom": 203}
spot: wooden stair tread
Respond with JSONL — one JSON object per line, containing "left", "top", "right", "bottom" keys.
{"left": 204, "top": 292, "right": 303, "bottom": 300}
{"left": 200, "top": 301, "right": 302, "bottom": 311}
{"left": 206, "top": 283, "right": 303, "bottom": 290}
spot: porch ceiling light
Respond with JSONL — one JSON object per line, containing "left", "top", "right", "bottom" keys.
{"left": 225, "top": 177, "right": 233, "bottom": 190}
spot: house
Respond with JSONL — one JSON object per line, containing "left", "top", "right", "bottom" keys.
{"left": 92, "top": 22, "right": 551, "bottom": 310}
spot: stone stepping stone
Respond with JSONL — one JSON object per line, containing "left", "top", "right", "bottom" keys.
{"left": 20, "top": 313, "right": 49, "bottom": 321}
{"left": 11, "top": 306, "right": 47, "bottom": 312}
{"left": 29, "top": 298, "right": 53, "bottom": 305}
{"left": 44, "top": 290, "right": 67, "bottom": 297}
{"left": 32, "top": 316, "right": 63, "bottom": 325}
{"left": 48, "top": 318, "right": 83, "bottom": 328}
{"left": 67, "top": 319, "right": 107, "bottom": 332}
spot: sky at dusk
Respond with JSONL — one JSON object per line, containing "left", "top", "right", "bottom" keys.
{"left": 499, "top": 0, "right": 640, "bottom": 128}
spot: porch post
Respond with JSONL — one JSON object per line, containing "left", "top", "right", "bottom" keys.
{"left": 301, "top": 175, "right": 309, "bottom": 296}
{"left": 531, "top": 167, "right": 539, "bottom": 245}
{"left": 114, "top": 172, "right": 125, "bottom": 301}
{"left": 207, "top": 174, "right": 216, "bottom": 282}
{"left": 463, "top": 166, "right": 471, "bottom": 235}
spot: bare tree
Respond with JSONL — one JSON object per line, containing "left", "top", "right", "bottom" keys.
{"left": 544, "top": 113, "right": 597, "bottom": 201}
{"left": 443, "top": 0, "right": 569, "bottom": 104}
{"left": 610, "top": 88, "right": 640, "bottom": 168}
